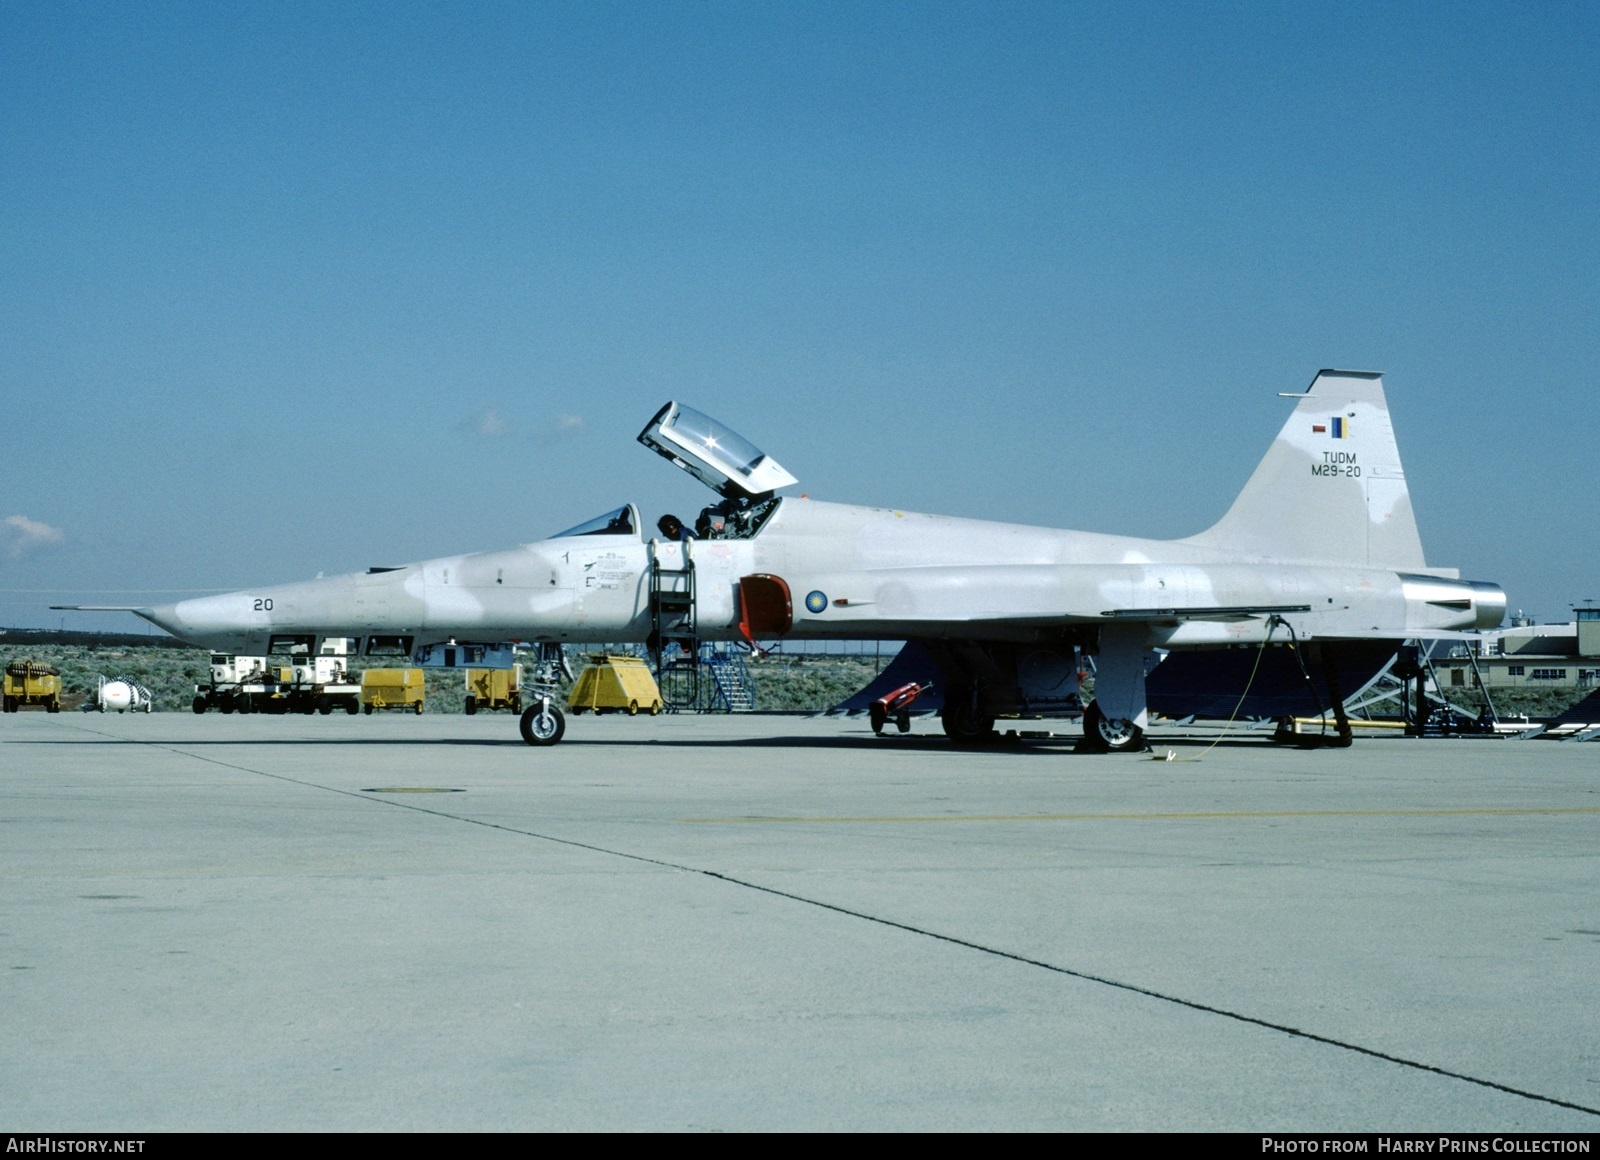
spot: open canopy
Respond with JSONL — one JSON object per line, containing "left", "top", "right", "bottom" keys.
{"left": 637, "top": 402, "right": 797, "bottom": 500}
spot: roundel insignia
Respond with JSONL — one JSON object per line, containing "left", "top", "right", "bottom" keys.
{"left": 804, "top": 590, "right": 828, "bottom": 614}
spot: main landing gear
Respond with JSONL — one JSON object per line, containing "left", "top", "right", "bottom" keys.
{"left": 1080, "top": 701, "right": 1145, "bottom": 753}
{"left": 939, "top": 700, "right": 995, "bottom": 747}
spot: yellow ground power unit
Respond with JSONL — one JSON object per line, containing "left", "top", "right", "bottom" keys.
{"left": 361, "top": 668, "right": 425, "bottom": 714}
{"left": 567, "top": 655, "right": 663, "bottom": 716}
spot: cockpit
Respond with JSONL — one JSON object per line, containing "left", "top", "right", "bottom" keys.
{"left": 643, "top": 402, "right": 797, "bottom": 540}
{"left": 546, "top": 405, "right": 797, "bottom": 544}
{"left": 637, "top": 402, "right": 798, "bottom": 500}
{"left": 547, "top": 498, "right": 782, "bottom": 544}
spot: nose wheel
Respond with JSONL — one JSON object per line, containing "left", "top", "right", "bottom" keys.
{"left": 520, "top": 701, "right": 566, "bottom": 746}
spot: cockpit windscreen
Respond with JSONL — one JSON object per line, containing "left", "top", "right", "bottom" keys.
{"left": 549, "top": 506, "right": 636, "bottom": 538}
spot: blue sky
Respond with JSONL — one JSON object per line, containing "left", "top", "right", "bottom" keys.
{"left": 3, "top": 1, "right": 1596, "bottom": 632}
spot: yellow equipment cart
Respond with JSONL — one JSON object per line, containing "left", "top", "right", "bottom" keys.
{"left": 567, "top": 655, "right": 663, "bottom": 716}
{"left": 361, "top": 668, "right": 425, "bottom": 714}
{"left": 3, "top": 661, "right": 62, "bottom": 713}
{"left": 464, "top": 664, "right": 523, "bottom": 714}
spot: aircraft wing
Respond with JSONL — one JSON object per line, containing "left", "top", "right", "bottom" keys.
{"left": 791, "top": 565, "right": 1331, "bottom": 634}
{"left": 1099, "top": 605, "right": 1312, "bottom": 622}
{"left": 787, "top": 561, "right": 1491, "bottom": 645}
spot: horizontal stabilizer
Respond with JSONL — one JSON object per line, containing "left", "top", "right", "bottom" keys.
{"left": 1321, "top": 628, "right": 1493, "bottom": 641}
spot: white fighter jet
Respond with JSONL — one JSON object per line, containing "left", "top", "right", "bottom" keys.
{"left": 59, "top": 370, "right": 1505, "bottom": 749}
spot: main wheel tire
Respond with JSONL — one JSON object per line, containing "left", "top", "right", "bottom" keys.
{"left": 520, "top": 704, "right": 566, "bottom": 746}
{"left": 464, "top": 696, "right": 477, "bottom": 716}
{"left": 940, "top": 700, "right": 996, "bottom": 747}
{"left": 1082, "top": 700, "right": 1145, "bottom": 753}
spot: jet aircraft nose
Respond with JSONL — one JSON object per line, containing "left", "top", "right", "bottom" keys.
{"left": 135, "top": 601, "right": 209, "bottom": 642}
{"left": 136, "top": 603, "right": 182, "bottom": 636}
{"left": 135, "top": 594, "right": 264, "bottom": 650}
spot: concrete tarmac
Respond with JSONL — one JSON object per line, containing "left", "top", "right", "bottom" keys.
{"left": 2, "top": 709, "right": 1597, "bottom": 1131}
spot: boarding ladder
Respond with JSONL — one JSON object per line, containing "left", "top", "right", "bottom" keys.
{"left": 650, "top": 539, "right": 700, "bottom": 709}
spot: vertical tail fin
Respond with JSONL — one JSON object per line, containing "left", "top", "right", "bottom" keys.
{"left": 1185, "top": 369, "right": 1427, "bottom": 568}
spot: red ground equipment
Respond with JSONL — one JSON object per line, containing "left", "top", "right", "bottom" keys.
{"left": 869, "top": 681, "right": 932, "bottom": 735}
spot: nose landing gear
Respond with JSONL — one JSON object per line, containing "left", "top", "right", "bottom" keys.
{"left": 519, "top": 696, "right": 566, "bottom": 746}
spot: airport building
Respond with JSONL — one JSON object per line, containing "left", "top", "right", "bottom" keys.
{"left": 1434, "top": 606, "right": 1600, "bottom": 691}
